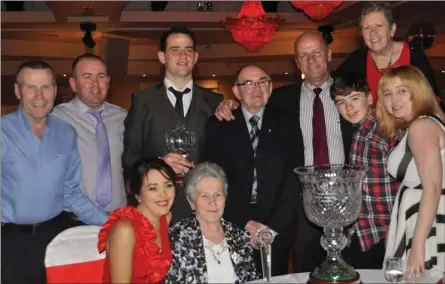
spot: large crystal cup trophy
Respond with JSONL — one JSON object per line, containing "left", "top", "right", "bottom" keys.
{"left": 256, "top": 227, "right": 276, "bottom": 283}
{"left": 165, "top": 124, "right": 196, "bottom": 178}
{"left": 294, "top": 164, "right": 367, "bottom": 284}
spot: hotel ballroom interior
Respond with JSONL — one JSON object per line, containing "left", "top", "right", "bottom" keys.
{"left": 1, "top": 1, "right": 444, "bottom": 113}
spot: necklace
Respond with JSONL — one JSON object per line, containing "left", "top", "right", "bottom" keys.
{"left": 371, "top": 41, "right": 394, "bottom": 74}
{"left": 204, "top": 238, "right": 228, "bottom": 265}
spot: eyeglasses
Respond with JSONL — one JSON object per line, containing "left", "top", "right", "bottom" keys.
{"left": 236, "top": 79, "right": 271, "bottom": 90}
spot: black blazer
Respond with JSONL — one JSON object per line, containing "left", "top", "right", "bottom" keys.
{"left": 270, "top": 80, "right": 354, "bottom": 159}
{"left": 122, "top": 83, "right": 223, "bottom": 169}
{"left": 335, "top": 43, "right": 440, "bottom": 98}
{"left": 205, "top": 104, "right": 304, "bottom": 246}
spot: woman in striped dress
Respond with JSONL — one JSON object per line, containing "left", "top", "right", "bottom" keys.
{"left": 376, "top": 65, "right": 445, "bottom": 282}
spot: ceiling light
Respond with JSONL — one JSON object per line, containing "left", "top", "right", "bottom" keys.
{"left": 80, "top": 22, "right": 96, "bottom": 48}
{"left": 212, "top": 74, "right": 216, "bottom": 77}
{"left": 142, "top": 74, "right": 146, "bottom": 77}
{"left": 63, "top": 74, "right": 67, "bottom": 77}
{"left": 285, "top": 72, "right": 288, "bottom": 75}
{"left": 442, "top": 70, "right": 445, "bottom": 74}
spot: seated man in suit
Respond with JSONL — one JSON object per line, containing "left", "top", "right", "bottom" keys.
{"left": 123, "top": 26, "right": 223, "bottom": 224}
{"left": 205, "top": 64, "right": 304, "bottom": 276}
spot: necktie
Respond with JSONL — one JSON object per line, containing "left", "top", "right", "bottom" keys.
{"left": 89, "top": 110, "right": 112, "bottom": 207}
{"left": 168, "top": 87, "right": 191, "bottom": 119}
{"left": 312, "top": 88, "right": 330, "bottom": 165}
{"left": 249, "top": 115, "right": 260, "bottom": 204}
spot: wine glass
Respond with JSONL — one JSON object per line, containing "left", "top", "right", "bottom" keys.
{"left": 384, "top": 257, "right": 405, "bottom": 283}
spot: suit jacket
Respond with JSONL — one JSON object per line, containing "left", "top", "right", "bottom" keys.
{"left": 205, "top": 104, "right": 304, "bottom": 247}
{"left": 166, "top": 216, "right": 261, "bottom": 284}
{"left": 123, "top": 83, "right": 223, "bottom": 223}
{"left": 123, "top": 83, "right": 223, "bottom": 168}
{"left": 270, "top": 80, "right": 354, "bottom": 157}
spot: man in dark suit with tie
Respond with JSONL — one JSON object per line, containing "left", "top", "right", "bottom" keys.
{"left": 123, "top": 26, "right": 223, "bottom": 224}
{"left": 214, "top": 32, "right": 354, "bottom": 273}
{"left": 206, "top": 64, "right": 304, "bottom": 276}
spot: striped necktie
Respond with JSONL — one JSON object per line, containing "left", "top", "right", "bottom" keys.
{"left": 249, "top": 115, "right": 260, "bottom": 204}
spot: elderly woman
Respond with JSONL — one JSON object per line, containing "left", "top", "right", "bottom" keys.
{"left": 165, "top": 162, "right": 261, "bottom": 283}
{"left": 376, "top": 65, "right": 445, "bottom": 282}
{"left": 336, "top": 1, "right": 440, "bottom": 106}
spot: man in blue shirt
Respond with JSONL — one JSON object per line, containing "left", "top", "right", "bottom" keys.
{"left": 1, "top": 59, "right": 109, "bottom": 284}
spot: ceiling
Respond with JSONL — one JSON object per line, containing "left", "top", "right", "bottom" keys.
{"left": 2, "top": 1, "right": 445, "bottom": 79}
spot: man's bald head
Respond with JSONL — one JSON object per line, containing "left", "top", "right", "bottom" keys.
{"left": 293, "top": 32, "right": 328, "bottom": 55}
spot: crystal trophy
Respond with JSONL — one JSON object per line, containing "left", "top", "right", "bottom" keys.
{"left": 165, "top": 124, "right": 196, "bottom": 177}
{"left": 294, "top": 164, "right": 367, "bottom": 284}
{"left": 256, "top": 227, "right": 277, "bottom": 283}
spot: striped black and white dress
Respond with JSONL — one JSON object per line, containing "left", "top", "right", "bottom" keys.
{"left": 385, "top": 115, "right": 445, "bottom": 279}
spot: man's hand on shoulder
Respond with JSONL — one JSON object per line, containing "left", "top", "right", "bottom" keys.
{"left": 215, "top": 100, "right": 239, "bottom": 121}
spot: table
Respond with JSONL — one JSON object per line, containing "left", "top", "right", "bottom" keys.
{"left": 248, "top": 269, "right": 443, "bottom": 283}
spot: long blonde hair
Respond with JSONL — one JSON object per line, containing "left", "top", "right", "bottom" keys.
{"left": 376, "top": 65, "right": 445, "bottom": 139}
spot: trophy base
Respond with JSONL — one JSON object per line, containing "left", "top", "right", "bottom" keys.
{"left": 306, "top": 272, "right": 361, "bottom": 284}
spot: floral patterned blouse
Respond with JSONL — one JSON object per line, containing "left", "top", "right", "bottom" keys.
{"left": 165, "top": 216, "right": 261, "bottom": 283}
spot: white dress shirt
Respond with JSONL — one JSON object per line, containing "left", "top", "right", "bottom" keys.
{"left": 164, "top": 78, "right": 194, "bottom": 116}
{"left": 52, "top": 97, "right": 127, "bottom": 211}
{"left": 241, "top": 107, "right": 265, "bottom": 132}
{"left": 299, "top": 77, "right": 345, "bottom": 165}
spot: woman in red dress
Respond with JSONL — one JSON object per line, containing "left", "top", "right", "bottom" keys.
{"left": 97, "top": 158, "right": 176, "bottom": 283}
{"left": 336, "top": 2, "right": 441, "bottom": 108}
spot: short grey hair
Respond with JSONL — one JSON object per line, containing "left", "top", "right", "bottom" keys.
{"left": 185, "top": 162, "right": 228, "bottom": 203}
{"left": 360, "top": 2, "right": 395, "bottom": 28}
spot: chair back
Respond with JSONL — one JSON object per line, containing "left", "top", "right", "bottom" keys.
{"left": 45, "top": 225, "right": 106, "bottom": 283}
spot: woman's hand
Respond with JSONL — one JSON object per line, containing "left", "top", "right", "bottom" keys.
{"left": 406, "top": 244, "right": 425, "bottom": 282}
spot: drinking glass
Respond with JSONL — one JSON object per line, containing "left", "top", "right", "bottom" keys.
{"left": 384, "top": 257, "right": 405, "bottom": 283}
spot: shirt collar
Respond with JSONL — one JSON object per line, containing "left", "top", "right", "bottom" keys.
{"left": 241, "top": 106, "right": 265, "bottom": 125}
{"left": 303, "top": 76, "right": 333, "bottom": 94}
{"left": 18, "top": 105, "right": 54, "bottom": 133}
{"left": 72, "top": 96, "right": 107, "bottom": 114}
{"left": 356, "top": 108, "right": 377, "bottom": 132}
{"left": 164, "top": 78, "right": 193, "bottom": 92}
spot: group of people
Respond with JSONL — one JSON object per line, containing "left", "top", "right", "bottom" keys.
{"left": 1, "top": 2, "right": 444, "bottom": 284}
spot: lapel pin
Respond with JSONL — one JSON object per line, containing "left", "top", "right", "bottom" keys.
{"left": 268, "top": 129, "right": 272, "bottom": 132}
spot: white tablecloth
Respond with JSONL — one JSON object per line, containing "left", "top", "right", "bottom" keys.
{"left": 248, "top": 269, "right": 443, "bottom": 283}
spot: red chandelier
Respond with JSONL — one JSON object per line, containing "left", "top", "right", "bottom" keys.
{"left": 221, "top": 1, "right": 284, "bottom": 52}
{"left": 291, "top": 1, "right": 343, "bottom": 21}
